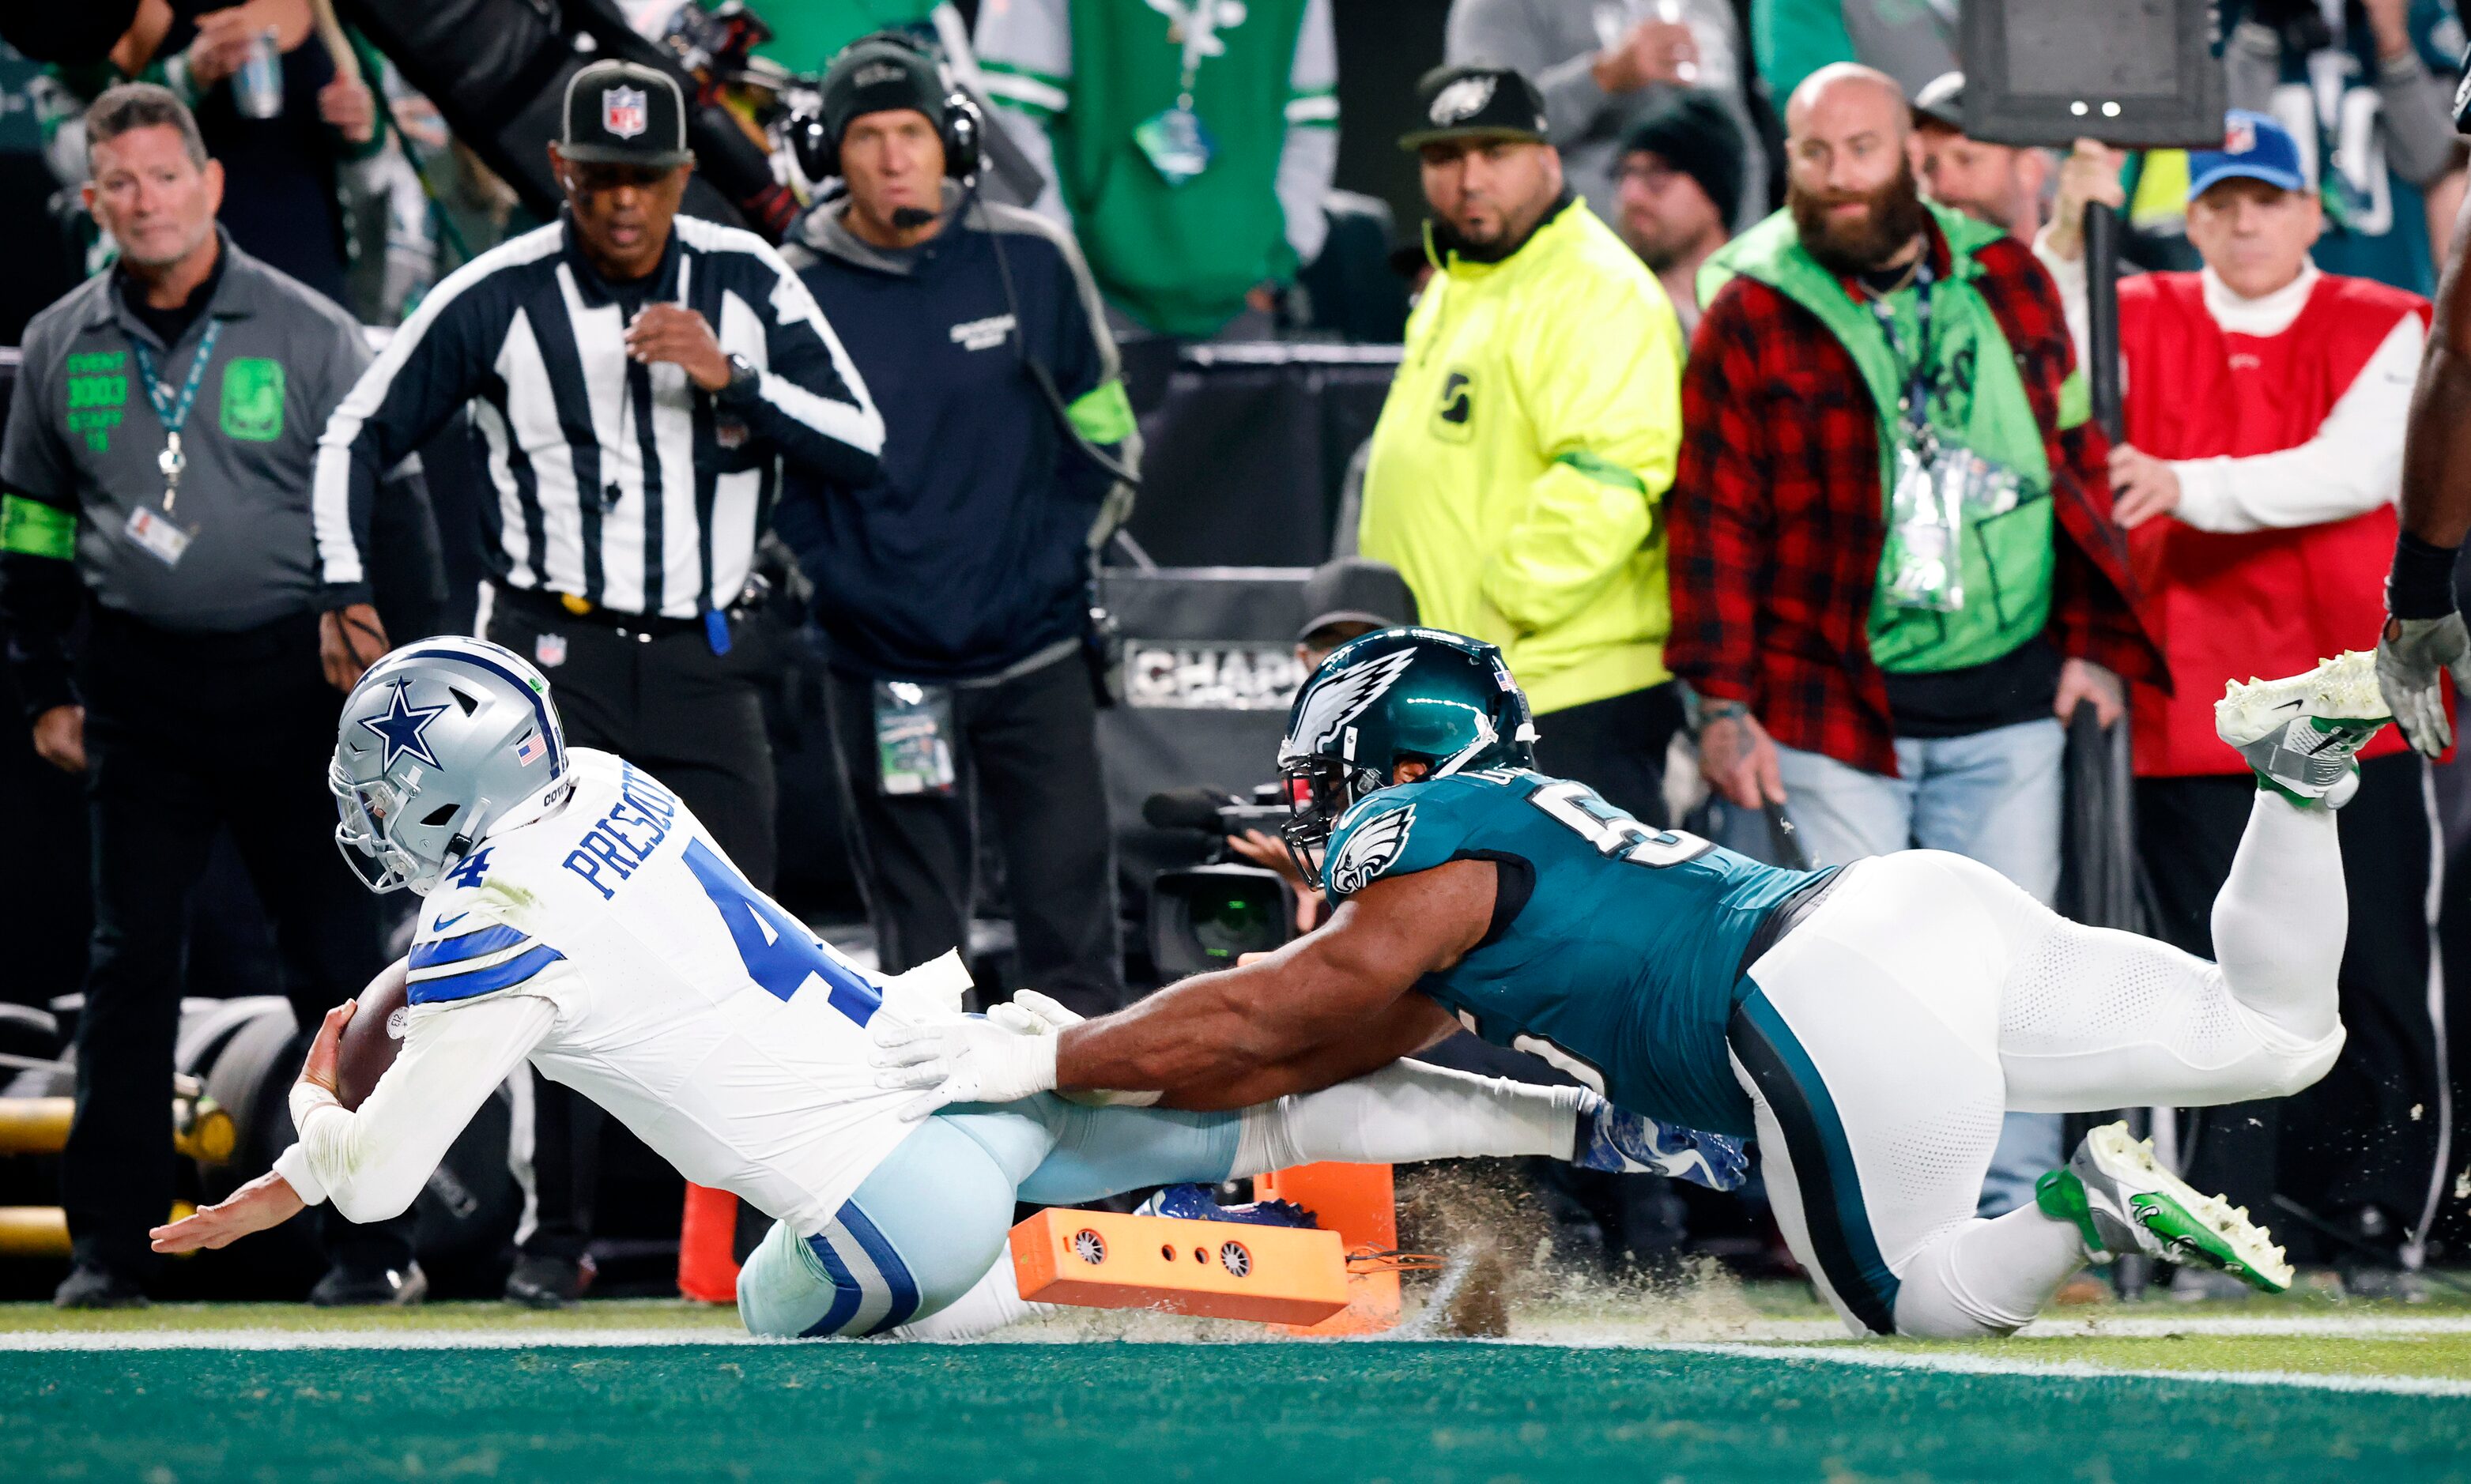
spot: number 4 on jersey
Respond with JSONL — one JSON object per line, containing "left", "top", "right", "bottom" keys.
{"left": 681, "top": 839, "right": 881, "bottom": 1026}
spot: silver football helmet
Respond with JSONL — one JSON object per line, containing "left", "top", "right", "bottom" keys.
{"left": 330, "top": 637, "right": 571, "bottom": 895}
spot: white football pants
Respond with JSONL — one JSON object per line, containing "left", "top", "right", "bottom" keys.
{"left": 1730, "top": 789, "right": 2347, "bottom": 1339}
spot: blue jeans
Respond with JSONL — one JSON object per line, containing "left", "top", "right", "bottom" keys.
{"left": 1773, "top": 719, "right": 2067, "bottom": 1217}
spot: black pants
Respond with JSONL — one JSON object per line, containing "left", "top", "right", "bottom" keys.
{"left": 487, "top": 592, "right": 777, "bottom": 1264}
{"left": 824, "top": 652, "right": 1123, "bottom": 1017}
{"left": 2137, "top": 753, "right": 2445, "bottom": 1248}
{"left": 67, "top": 611, "right": 409, "bottom": 1279}
{"left": 1531, "top": 680, "right": 1687, "bottom": 828}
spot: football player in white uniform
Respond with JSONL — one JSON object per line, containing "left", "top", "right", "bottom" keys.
{"left": 150, "top": 639, "right": 1743, "bottom": 1338}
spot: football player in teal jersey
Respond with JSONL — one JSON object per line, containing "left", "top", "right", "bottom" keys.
{"left": 876, "top": 629, "right": 2389, "bottom": 1339}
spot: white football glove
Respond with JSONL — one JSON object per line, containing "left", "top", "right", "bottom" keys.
{"left": 870, "top": 1008, "right": 1059, "bottom": 1121}
{"left": 2375, "top": 613, "right": 2471, "bottom": 756}
{"left": 990, "top": 991, "right": 1160, "bottom": 1108}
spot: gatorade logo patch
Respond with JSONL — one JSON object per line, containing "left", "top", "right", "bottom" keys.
{"left": 1328, "top": 804, "right": 1415, "bottom": 897}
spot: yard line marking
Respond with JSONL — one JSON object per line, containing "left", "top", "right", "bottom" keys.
{"left": 1605, "top": 1340, "right": 2471, "bottom": 1398}
{"left": 0, "top": 1328, "right": 775, "bottom": 1352}
{"left": 2016, "top": 1315, "right": 2471, "bottom": 1338}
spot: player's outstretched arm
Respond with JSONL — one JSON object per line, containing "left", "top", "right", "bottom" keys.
{"left": 870, "top": 861, "right": 1496, "bottom": 1117}
{"left": 2401, "top": 187, "right": 2471, "bottom": 552}
{"left": 2382, "top": 186, "right": 2471, "bottom": 752}
{"left": 1054, "top": 861, "right": 1493, "bottom": 1109}
{"left": 147, "top": 996, "right": 365, "bottom": 1254}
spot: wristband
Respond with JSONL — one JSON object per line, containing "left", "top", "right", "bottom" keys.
{"left": 2388, "top": 531, "right": 2461, "bottom": 620}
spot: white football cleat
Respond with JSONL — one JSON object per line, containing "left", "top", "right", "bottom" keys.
{"left": 2036, "top": 1122, "right": 2293, "bottom": 1294}
{"left": 2215, "top": 651, "right": 2392, "bottom": 805}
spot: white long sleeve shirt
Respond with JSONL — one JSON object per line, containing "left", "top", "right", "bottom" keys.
{"left": 2035, "top": 242, "right": 2422, "bottom": 537}
{"left": 274, "top": 749, "right": 925, "bottom": 1235}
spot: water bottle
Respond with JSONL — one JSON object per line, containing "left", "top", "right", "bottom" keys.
{"left": 234, "top": 28, "right": 282, "bottom": 120}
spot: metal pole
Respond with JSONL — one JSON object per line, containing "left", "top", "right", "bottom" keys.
{"left": 2080, "top": 196, "right": 2149, "bottom": 1301}
{"left": 2085, "top": 202, "right": 2125, "bottom": 443}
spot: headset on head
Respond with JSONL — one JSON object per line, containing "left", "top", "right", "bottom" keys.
{"left": 793, "top": 32, "right": 983, "bottom": 183}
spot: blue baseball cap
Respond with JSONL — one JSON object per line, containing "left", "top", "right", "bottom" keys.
{"left": 2187, "top": 111, "right": 2307, "bottom": 202}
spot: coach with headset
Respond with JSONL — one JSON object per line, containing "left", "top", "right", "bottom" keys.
{"left": 775, "top": 36, "right": 1141, "bottom": 1016}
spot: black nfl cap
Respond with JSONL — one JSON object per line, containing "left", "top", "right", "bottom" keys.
{"left": 1401, "top": 65, "right": 1551, "bottom": 152}
{"left": 561, "top": 59, "right": 693, "bottom": 168}
{"left": 1298, "top": 558, "right": 1420, "bottom": 642}
{"left": 1912, "top": 70, "right": 1966, "bottom": 131}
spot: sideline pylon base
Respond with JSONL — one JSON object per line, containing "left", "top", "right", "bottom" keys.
{"left": 1009, "top": 1207, "right": 1350, "bottom": 1326}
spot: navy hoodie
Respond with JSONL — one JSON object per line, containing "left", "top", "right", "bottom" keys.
{"left": 775, "top": 186, "right": 1137, "bottom": 681}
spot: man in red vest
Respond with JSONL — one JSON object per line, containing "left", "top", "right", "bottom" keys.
{"left": 2048, "top": 111, "right": 2443, "bottom": 1294}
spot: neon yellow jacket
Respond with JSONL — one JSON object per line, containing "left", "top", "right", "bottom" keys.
{"left": 1357, "top": 198, "right": 1685, "bottom": 715}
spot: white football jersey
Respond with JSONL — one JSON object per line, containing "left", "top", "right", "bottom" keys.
{"left": 392, "top": 748, "right": 916, "bottom": 1234}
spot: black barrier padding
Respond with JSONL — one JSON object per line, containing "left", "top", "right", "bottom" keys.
{"left": 1123, "top": 348, "right": 1399, "bottom": 568}
{"left": 1096, "top": 567, "right": 1313, "bottom": 970}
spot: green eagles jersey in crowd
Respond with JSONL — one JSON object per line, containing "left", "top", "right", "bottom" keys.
{"left": 977, "top": 0, "right": 1338, "bottom": 337}
{"left": 1320, "top": 767, "right": 1817, "bottom": 1136}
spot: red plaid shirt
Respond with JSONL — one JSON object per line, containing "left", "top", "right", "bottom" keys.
{"left": 1666, "top": 228, "right": 2165, "bottom": 777}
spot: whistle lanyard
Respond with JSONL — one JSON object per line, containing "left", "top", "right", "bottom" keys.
{"left": 1866, "top": 260, "right": 1934, "bottom": 436}
{"left": 130, "top": 319, "right": 223, "bottom": 515}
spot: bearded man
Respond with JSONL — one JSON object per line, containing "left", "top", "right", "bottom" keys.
{"left": 1663, "top": 64, "right": 2162, "bottom": 1218}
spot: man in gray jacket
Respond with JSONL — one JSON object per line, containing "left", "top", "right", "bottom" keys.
{"left": 0, "top": 84, "right": 422, "bottom": 1309}
{"left": 1447, "top": 0, "right": 1766, "bottom": 232}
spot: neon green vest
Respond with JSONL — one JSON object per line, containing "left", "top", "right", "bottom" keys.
{"left": 1701, "top": 205, "right": 2062, "bottom": 674}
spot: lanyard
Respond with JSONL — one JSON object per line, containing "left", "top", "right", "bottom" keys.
{"left": 129, "top": 319, "right": 223, "bottom": 515}
{"left": 1865, "top": 261, "right": 1933, "bottom": 435}
{"left": 1158, "top": 0, "right": 1220, "bottom": 107}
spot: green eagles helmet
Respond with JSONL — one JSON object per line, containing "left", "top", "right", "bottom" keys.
{"left": 1277, "top": 627, "right": 1538, "bottom": 888}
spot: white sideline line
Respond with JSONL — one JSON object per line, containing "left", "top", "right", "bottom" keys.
{"left": 1615, "top": 1341, "right": 2471, "bottom": 1399}
{"left": 2017, "top": 1315, "right": 2471, "bottom": 1338}
{"left": 0, "top": 1328, "right": 774, "bottom": 1352}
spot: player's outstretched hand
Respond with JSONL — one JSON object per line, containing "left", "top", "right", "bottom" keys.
{"left": 149, "top": 1169, "right": 306, "bottom": 1253}
{"left": 994, "top": 992, "right": 1163, "bottom": 1109}
{"left": 2378, "top": 613, "right": 2471, "bottom": 756}
{"left": 870, "top": 1010, "right": 1061, "bottom": 1121}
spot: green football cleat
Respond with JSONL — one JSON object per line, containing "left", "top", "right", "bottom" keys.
{"left": 2035, "top": 1122, "right": 2294, "bottom": 1294}
{"left": 2215, "top": 650, "right": 2392, "bottom": 805}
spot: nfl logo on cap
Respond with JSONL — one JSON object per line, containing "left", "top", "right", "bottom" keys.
{"left": 603, "top": 86, "right": 648, "bottom": 140}
{"left": 2224, "top": 115, "right": 2256, "bottom": 155}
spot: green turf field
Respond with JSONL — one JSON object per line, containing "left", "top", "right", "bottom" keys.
{"left": 8, "top": 1291, "right": 2471, "bottom": 1482}
{"left": 8, "top": 1339, "right": 2470, "bottom": 1483}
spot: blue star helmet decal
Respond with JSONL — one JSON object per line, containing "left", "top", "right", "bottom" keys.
{"left": 359, "top": 680, "right": 451, "bottom": 771}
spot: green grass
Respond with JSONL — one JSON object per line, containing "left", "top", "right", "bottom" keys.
{"left": 7, "top": 1342, "right": 2470, "bottom": 1483}
{"left": 9, "top": 1286, "right": 2470, "bottom": 1481}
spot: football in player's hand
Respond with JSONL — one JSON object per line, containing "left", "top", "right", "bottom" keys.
{"left": 334, "top": 959, "right": 409, "bottom": 1113}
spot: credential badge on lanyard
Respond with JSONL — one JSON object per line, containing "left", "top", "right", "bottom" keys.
{"left": 1133, "top": 0, "right": 1220, "bottom": 185}
{"left": 123, "top": 320, "right": 222, "bottom": 567}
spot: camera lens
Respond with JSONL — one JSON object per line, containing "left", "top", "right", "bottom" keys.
{"left": 1189, "top": 883, "right": 1278, "bottom": 960}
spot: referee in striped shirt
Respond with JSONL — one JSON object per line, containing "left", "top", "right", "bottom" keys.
{"left": 310, "top": 60, "right": 883, "bottom": 1305}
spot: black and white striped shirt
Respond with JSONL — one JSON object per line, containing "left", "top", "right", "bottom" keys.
{"left": 313, "top": 215, "right": 883, "bottom": 619}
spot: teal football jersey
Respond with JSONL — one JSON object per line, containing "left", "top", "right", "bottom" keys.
{"left": 1322, "top": 769, "right": 1817, "bottom": 1136}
